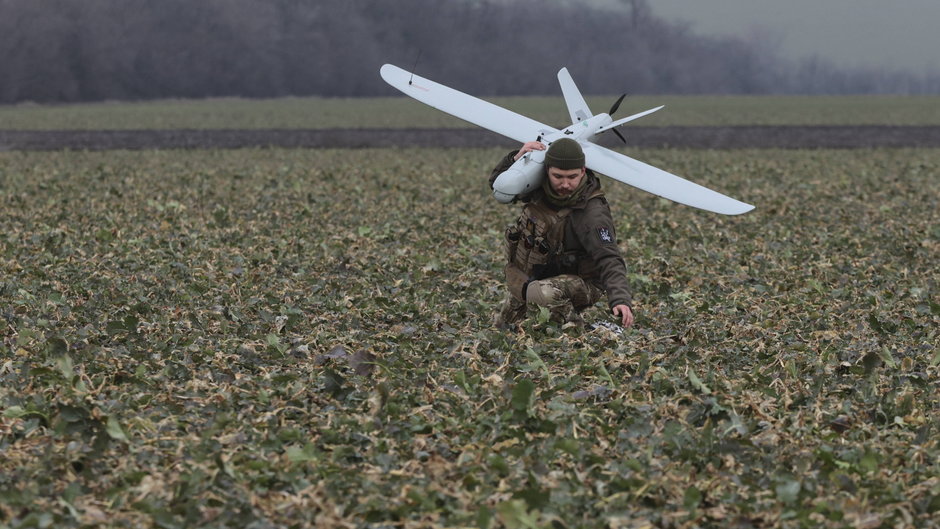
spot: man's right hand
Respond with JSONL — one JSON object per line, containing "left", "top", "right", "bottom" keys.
{"left": 514, "top": 141, "right": 546, "bottom": 161}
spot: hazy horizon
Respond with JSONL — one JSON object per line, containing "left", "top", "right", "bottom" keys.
{"left": 1, "top": 0, "right": 936, "bottom": 103}
{"left": 644, "top": 0, "right": 940, "bottom": 73}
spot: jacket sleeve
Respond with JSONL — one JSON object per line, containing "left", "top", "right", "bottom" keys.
{"left": 488, "top": 151, "right": 518, "bottom": 190}
{"left": 573, "top": 197, "right": 633, "bottom": 309}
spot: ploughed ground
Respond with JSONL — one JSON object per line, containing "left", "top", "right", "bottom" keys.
{"left": 2, "top": 126, "right": 940, "bottom": 151}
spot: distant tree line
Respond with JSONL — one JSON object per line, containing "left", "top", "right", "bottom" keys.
{"left": 1, "top": 0, "right": 937, "bottom": 104}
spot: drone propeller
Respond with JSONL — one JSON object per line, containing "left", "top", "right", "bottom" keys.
{"left": 608, "top": 93, "right": 626, "bottom": 116}
{"left": 611, "top": 128, "right": 627, "bottom": 144}
{"left": 608, "top": 94, "right": 628, "bottom": 144}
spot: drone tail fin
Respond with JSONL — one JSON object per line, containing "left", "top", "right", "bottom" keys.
{"left": 595, "top": 105, "right": 665, "bottom": 135}
{"left": 557, "top": 67, "right": 592, "bottom": 125}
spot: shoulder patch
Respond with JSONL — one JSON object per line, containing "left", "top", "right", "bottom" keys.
{"left": 597, "top": 226, "right": 614, "bottom": 244}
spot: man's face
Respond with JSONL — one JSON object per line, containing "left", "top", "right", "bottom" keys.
{"left": 547, "top": 166, "right": 586, "bottom": 196}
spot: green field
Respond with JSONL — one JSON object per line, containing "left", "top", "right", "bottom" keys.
{"left": 3, "top": 95, "right": 940, "bottom": 130}
{"left": 1, "top": 146, "right": 938, "bottom": 527}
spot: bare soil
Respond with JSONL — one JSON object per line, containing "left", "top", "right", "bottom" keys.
{"left": 2, "top": 126, "right": 940, "bottom": 151}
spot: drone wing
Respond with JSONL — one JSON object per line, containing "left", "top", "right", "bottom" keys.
{"left": 380, "top": 64, "right": 558, "bottom": 143}
{"left": 583, "top": 143, "right": 754, "bottom": 215}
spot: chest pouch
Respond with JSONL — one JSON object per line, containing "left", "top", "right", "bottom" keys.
{"left": 504, "top": 201, "right": 571, "bottom": 276}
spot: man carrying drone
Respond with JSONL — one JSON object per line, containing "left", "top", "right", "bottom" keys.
{"left": 380, "top": 63, "right": 753, "bottom": 331}
{"left": 491, "top": 138, "right": 634, "bottom": 330}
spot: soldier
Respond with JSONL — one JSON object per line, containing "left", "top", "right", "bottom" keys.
{"left": 491, "top": 138, "right": 634, "bottom": 330}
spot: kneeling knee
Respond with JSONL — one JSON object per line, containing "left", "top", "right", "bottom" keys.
{"left": 525, "top": 280, "right": 559, "bottom": 307}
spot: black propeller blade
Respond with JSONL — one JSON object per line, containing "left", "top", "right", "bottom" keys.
{"left": 608, "top": 93, "right": 628, "bottom": 144}
{"left": 612, "top": 128, "right": 627, "bottom": 144}
{"left": 608, "top": 93, "right": 626, "bottom": 116}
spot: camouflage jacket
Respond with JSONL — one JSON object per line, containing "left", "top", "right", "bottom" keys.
{"left": 490, "top": 151, "right": 633, "bottom": 309}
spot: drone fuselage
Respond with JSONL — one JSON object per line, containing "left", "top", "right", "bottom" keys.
{"left": 562, "top": 113, "right": 614, "bottom": 141}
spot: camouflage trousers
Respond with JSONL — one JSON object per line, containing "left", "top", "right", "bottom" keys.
{"left": 495, "top": 274, "right": 603, "bottom": 328}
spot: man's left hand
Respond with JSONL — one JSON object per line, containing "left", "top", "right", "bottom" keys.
{"left": 612, "top": 305, "right": 634, "bottom": 328}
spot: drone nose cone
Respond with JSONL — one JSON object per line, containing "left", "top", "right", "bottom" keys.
{"left": 493, "top": 163, "right": 542, "bottom": 199}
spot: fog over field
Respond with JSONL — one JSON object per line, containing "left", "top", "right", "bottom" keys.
{"left": 649, "top": 0, "right": 940, "bottom": 73}
{"left": 1, "top": 0, "right": 938, "bottom": 104}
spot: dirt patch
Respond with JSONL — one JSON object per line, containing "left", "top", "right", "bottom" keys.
{"left": 2, "top": 126, "right": 940, "bottom": 151}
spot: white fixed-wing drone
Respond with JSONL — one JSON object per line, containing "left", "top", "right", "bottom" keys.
{"left": 380, "top": 64, "right": 754, "bottom": 215}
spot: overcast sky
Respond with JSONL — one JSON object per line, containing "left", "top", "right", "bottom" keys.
{"left": 646, "top": 0, "right": 940, "bottom": 73}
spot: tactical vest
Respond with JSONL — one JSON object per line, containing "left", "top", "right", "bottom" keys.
{"left": 503, "top": 190, "right": 604, "bottom": 300}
